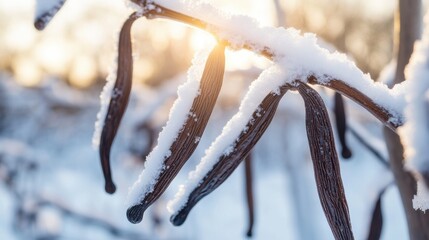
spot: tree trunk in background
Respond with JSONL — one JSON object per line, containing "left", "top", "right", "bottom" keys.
{"left": 272, "top": 0, "right": 286, "bottom": 27}
{"left": 384, "top": 1, "right": 429, "bottom": 239}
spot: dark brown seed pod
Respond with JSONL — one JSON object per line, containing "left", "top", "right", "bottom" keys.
{"left": 348, "top": 127, "right": 388, "bottom": 167}
{"left": 99, "top": 12, "right": 141, "bottom": 194}
{"left": 34, "top": 0, "right": 67, "bottom": 30}
{"left": 333, "top": 93, "right": 352, "bottom": 159}
{"left": 296, "top": 82, "right": 354, "bottom": 240}
{"left": 244, "top": 153, "right": 255, "bottom": 238}
{"left": 367, "top": 190, "right": 384, "bottom": 240}
{"left": 127, "top": 43, "right": 226, "bottom": 224}
{"left": 170, "top": 84, "right": 290, "bottom": 226}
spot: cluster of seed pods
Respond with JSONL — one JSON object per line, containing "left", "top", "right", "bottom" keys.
{"left": 103, "top": 10, "right": 355, "bottom": 237}
{"left": 34, "top": 1, "right": 406, "bottom": 239}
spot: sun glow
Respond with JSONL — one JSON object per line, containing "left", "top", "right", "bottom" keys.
{"left": 225, "top": 49, "right": 270, "bottom": 71}
{"left": 189, "top": 30, "right": 216, "bottom": 51}
{"left": 189, "top": 30, "right": 270, "bottom": 72}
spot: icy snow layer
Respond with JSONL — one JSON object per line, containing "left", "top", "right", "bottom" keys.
{"left": 398, "top": 13, "right": 429, "bottom": 211}
{"left": 127, "top": 46, "right": 213, "bottom": 206}
{"left": 151, "top": 0, "right": 405, "bottom": 117}
{"left": 92, "top": 62, "right": 118, "bottom": 148}
{"left": 93, "top": 18, "right": 128, "bottom": 148}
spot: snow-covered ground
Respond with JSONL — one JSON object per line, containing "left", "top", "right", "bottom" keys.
{"left": 0, "top": 71, "right": 407, "bottom": 239}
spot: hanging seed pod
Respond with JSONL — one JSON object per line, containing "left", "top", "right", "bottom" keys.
{"left": 367, "top": 190, "right": 384, "bottom": 240}
{"left": 127, "top": 43, "right": 226, "bottom": 224}
{"left": 297, "top": 82, "right": 354, "bottom": 240}
{"left": 348, "top": 127, "right": 389, "bottom": 168}
{"left": 244, "top": 153, "right": 255, "bottom": 238}
{"left": 34, "top": 0, "right": 67, "bottom": 30}
{"left": 99, "top": 12, "right": 141, "bottom": 194}
{"left": 334, "top": 93, "right": 352, "bottom": 159}
{"left": 170, "top": 84, "right": 290, "bottom": 226}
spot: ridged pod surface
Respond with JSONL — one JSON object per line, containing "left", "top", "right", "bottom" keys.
{"left": 127, "top": 43, "right": 226, "bottom": 224}
{"left": 170, "top": 84, "right": 290, "bottom": 226}
{"left": 297, "top": 82, "right": 354, "bottom": 240}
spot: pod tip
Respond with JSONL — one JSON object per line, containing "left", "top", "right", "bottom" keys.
{"left": 105, "top": 181, "right": 116, "bottom": 194}
{"left": 127, "top": 204, "right": 145, "bottom": 224}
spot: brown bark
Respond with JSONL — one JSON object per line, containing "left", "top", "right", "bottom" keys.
{"left": 384, "top": 1, "right": 429, "bottom": 239}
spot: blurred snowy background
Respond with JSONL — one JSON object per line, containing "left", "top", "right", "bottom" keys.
{"left": 0, "top": 0, "right": 418, "bottom": 239}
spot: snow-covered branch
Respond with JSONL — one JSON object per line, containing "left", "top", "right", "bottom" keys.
{"left": 128, "top": 0, "right": 405, "bottom": 130}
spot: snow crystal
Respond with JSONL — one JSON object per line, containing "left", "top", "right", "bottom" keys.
{"left": 127, "top": 45, "right": 214, "bottom": 206}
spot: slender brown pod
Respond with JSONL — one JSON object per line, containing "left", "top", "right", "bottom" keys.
{"left": 333, "top": 93, "right": 352, "bottom": 159}
{"left": 34, "top": 0, "right": 67, "bottom": 30}
{"left": 297, "top": 82, "right": 354, "bottom": 240}
{"left": 244, "top": 153, "right": 255, "bottom": 238}
{"left": 170, "top": 84, "right": 290, "bottom": 226}
{"left": 99, "top": 12, "right": 141, "bottom": 194}
{"left": 130, "top": 122, "right": 156, "bottom": 162}
{"left": 367, "top": 190, "right": 384, "bottom": 240}
{"left": 127, "top": 43, "right": 226, "bottom": 224}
